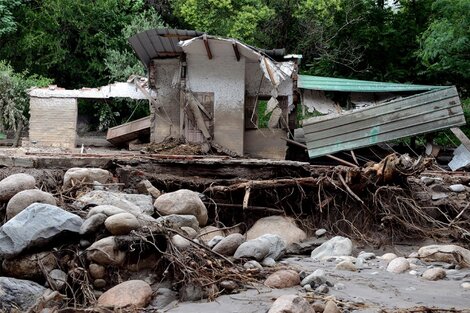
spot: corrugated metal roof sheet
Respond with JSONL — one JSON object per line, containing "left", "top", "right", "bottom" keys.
{"left": 298, "top": 75, "right": 446, "bottom": 92}
{"left": 129, "top": 28, "right": 204, "bottom": 68}
{"left": 302, "top": 87, "right": 465, "bottom": 158}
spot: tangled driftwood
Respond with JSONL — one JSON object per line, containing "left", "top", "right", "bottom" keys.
{"left": 204, "top": 153, "right": 470, "bottom": 245}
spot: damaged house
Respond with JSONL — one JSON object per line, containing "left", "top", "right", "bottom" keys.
{"left": 27, "top": 28, "right": 467, "bottom": 161}
{"left": 124, "top": 29, "right": 299, "bottom": 158}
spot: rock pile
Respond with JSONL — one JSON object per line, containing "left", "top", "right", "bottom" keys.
{"left": 1, "top": 168, "right": 469, "bottom": 312}
{"left": 0, "top": 169, "right": 313, "bottom": 311}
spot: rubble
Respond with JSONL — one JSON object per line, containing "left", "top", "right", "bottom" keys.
{"left": 0, "top": 154, "right": 468, "bottom": 312}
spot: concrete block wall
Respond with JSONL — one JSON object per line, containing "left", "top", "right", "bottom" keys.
{"left": 29, "top": 97, "right": 78, "bottom": 149}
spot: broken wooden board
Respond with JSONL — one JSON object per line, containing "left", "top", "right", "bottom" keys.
{"left": 303, "top": 87, "right": 465, "bottom": 158}
{"left": 106, "top": 116, "right": 151, "bottom": 146}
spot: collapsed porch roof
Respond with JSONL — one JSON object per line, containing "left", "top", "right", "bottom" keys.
{"left": 298, "top": 75, "right": 446, "bottom": 93}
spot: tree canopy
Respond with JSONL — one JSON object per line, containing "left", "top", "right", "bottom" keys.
{"left": 0, "top": 0, "right": 468, "bottom": 131}
{"left": 418, "top": 0, "right": 470, "bottom": 86}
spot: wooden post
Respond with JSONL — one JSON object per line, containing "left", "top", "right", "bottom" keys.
{"left": 203, "top": 34, "right": 212, "bottom": 60}
{"left": 451, "top": 127, "right": 470, "bottom": 152}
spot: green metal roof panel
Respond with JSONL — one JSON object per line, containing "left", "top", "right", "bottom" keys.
{"left": 302, "top": 87, "right": 465, "bottom": 158}
{"left": 298, "top": 75, "right": 446, "bottom": 93}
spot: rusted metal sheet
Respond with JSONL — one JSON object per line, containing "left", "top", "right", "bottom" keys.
{"left": 303, "top": 87, "right": 466, "bottom": 158}
{"left": 106, "top": 116, "right": 151, "bottom": 146}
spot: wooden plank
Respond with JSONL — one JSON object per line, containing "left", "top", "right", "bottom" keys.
{"left": 232, "top": 40, "right": 241, "bottom": 62}
{"left": 132, "top": 80, "right": 162, "bottom": 109}
{"left": 451, "top": 127, "right": 470, "bottom": 153}
{"left": 203, "top": 34, "right": 213, "bottom": 60}
{"left": 106, "top": 116, "right": 151, "bottom": 145}
{"left": 188, "top": 97, "right": 211, "bottom": 139}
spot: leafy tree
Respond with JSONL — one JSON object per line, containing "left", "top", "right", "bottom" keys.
{"left": 292, "top": 0, "right": 371, "bottom": 77}
{"left": 96, "top": 10, "right": 165, "bottom": 130}
{"left": 171, "top": 0, "right": 274, "bottom": 44}
{"left": 0, "top": 0, "right": 152, "bottom": 88}
{"left": 0, "top": 0, "right": 21, "bottom": 37}
{"left": 0, "top": 61, "right": 52, "bottom": 133}
{"left": 105, "top": 10, "right": 165, "bottom": 82}
{"left": 418, "top": 0, "right": 470, "bottom": 90}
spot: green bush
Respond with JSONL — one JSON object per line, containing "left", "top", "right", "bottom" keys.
{"left": 0, "top": 61, "right": 52, "bottom": 133}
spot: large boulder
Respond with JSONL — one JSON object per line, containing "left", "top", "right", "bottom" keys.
{"left": 0, "top": 277, "right": 48, "bottom": 312}
{"left": 74, "top": 190, "right": 154, "bottom": 216}
{"left": 247, "top": 216, "right": 307, "bottom": 246}
{"left": 234, "top": 234, "right": 285, "bottom": 261}
{"left": 264, "top": 270, "right": 300, "bottom": 289}
{"left": 0, "top": 173, "right": 36, "bottom": 202}
{"left": 311, "top": 236, "right": 353, "bottom": 259}
{"left": 80, "top": 213, "right": 107, "bottom": 235}
{"left": 6, "top": 189, "right": 56, "bottom": 220}
{"left": 63, "top": 167, "right": 112, "bottom": 188}
{"left": 212, "top": 233, "right": 245, "bottom": 256}
{"left": 2, "top": 252, "right": 56, "bottom": 280}
{"left": 86, "top": 236, "right": 126, "bottom": 266}
{"left": 156, "top": 214, "right": 200, "bottom": 231}
{"left": 154, "top": 189, "right": 208, "bottom": 226}
{"left": 97, "top": 280, "right": 153, "bottom": 308}
{"left": 104, "top": 213, "right": 140, "bottom": 235}
{"left": 268, "top": 294, "right": 315, "bottom": 313}
{"left": 0, "top": 203, "right": 83, "bottom": 258}
{"left": 418, "top": 244, "right": 470, "bottom": 268}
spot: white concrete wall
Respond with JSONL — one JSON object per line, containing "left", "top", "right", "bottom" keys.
{"left": 152, "top": 58, "right": 181, "bottom": 142}
{"left": 29, "top": 97, "right": 77, "bottom": 149}
{"left": 186, "top": 54, "right": 246, "bottom": 155}
{"left": 245, "top": 61, "right": 293, "bottom": 99}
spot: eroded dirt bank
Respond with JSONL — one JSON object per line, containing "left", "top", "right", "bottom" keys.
{"left": 0, "top": 150, "right": 469, "bottom": 312}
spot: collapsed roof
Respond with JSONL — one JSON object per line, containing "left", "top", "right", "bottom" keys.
{"left": 128, "top": 28, "right": 295, "bottom": 87}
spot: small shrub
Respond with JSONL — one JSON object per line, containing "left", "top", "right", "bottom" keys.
{"left": 0, "top": 61, "right": 52, "bottom": 132}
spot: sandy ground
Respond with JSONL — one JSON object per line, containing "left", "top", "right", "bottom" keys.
{"left": 159, "top": 244, "right": 470, "bottom": 313}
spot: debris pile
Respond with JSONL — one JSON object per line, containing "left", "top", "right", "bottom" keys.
{"left": 0, "top": 153, "right": 469, "bottom": 312}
